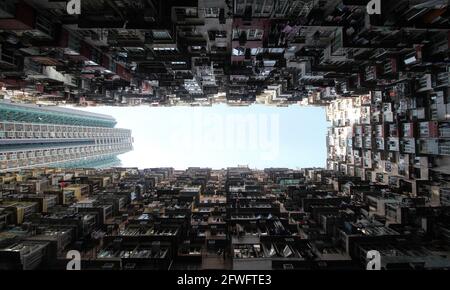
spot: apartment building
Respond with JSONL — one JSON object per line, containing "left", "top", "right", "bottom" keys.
{"left": 1, "top": 166, "right": 448, "bottom": 270}
{"left": 0, "top": 101, "right": 133, "bottom": 172}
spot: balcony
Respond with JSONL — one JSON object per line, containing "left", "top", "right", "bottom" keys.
{"left": 0, "top": 45, "right": 22, "bottom": 69}
{"left": 436, "top": 71, "right": 450, "bottom": 87}
{"left": 419, "top": 121, "right": 439, "bottom": 138}
{"left": 387, "top": 137, "right": 399, "bottom": 152}
{"left": 382, "top": 58, "right": 398, "bottom": 76}
{"left": 439, "top": 139, "right": 450, "bottom": 156}
{"left": 417, "top": 74, "right": 433, "bottom": 92}
{"left": 418, "top": 138, "right": 439, "bottom": 155}
{"left": 401, "top": 138, "right": 416, "bottom": 154}
{"left": 439, "top": 122, "right": 450, "bottom": 138}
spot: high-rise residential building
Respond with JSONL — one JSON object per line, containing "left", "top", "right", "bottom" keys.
{"left": 326, "top": 89, "right": 450, "bottom": 198}
{"left": 0, "top": 101, "right": 133, "bottom": 172}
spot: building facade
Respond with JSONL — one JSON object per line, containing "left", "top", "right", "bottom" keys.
{"left": 0, "top": 101, "right": 133, "bottom": 172}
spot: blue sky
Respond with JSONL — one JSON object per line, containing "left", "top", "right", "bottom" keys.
{"left": 80, "top": 104, "right": 329, "bottom": 169}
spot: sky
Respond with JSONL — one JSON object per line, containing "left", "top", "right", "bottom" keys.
{"left": 79, "top": 104, "right": 329, "bottom": 170}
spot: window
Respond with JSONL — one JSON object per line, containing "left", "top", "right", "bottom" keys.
{"left": 152, "top": 30, "right": 171, "bottom": 40}
{"left": 268, "top": 48, "right": 284, "bottom": 54}
{"left": 215, "top": 31, "right": 227, "bottom": 38}
{"left": 235, "top": 0, "right": 246, "bottom": 14}
{"left": 254, "top": 3, "right": 262, "bottom": 14}
{"left": 263, "top": 0, "right": 273, "bottom": 13}
{"left": 263, "top": 60, "right": 276, "bottom": 67}
{"left": 275, "top": 0, "right": 288, "bottom": 15}
{"left": 153, "top": 47, "right": 176, "bottom": 51}
{"left": 247, "top": 29, "right": 257, "bottom": 39}
{"left": 175, "top": 7, "right": 197, "bottom": 17}
{"left": 247, "top": 29, "right": 263, "bottom": 40}
{"left": 331, "top": 29, "right": 343, "bottom": 55}
{"left": 250, "top": 0, "right": 273, "bottom": 15}
{"left": 232, "top": 29, "right": 241, "bottom": 40}
{"left": 204, "top": 8, "right": 220, "bottom": 17}
{"left": 232, "top": 47, "right": 245, "bottom": 56}
{"left": 185, "top": 7, "right": 197, "bottom": 16}
{"left": 251, "top": 48, "right": 264, "bottom": 55}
